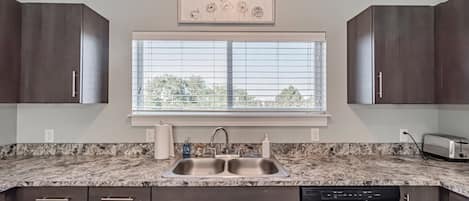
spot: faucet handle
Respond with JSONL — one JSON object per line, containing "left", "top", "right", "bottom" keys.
{"left": 203, "top": 147, "right": 217, "bottom": 158}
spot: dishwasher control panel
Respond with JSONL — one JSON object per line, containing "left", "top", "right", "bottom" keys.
{"left": 301, "top": 187, "right": 400, "bottom": 201}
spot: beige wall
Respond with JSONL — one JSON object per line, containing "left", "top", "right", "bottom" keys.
{"left": 439, "top": 106, "right": 469, "bottom": 138}
{"left": 15, "top": 0, "right": 444, "bottom": 143}
{"left": 0, "top": 105, "right": 17, "bottom": 145}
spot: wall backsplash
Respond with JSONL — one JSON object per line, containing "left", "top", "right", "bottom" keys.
{"left": 0, "top": 143, "right": 419, "bottom": 159}
{"left": 9, "top": 0, "right": 446, "bottom": 144}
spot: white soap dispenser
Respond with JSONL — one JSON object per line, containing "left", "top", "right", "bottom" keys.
{"left": 262, "top": 133, "right": 271, "bottom": 158}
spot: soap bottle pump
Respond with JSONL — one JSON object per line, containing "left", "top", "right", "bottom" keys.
{"left": 182, "top": 137, "right": 191, "bottom": 159}
{"left": 262, "top": 134, "right": 271, "bottom": 158}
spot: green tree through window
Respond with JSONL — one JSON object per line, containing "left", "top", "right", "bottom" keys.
{"left": 145, "top": 75, "right": 305, "bottom": 110}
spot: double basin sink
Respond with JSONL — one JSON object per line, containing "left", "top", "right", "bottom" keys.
{"left": 162, "top": 157, "right": 289, "bottom": 178}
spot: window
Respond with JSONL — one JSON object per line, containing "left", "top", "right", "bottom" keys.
{"left": 132, "top": 32, "right": 326, "bottom": 114}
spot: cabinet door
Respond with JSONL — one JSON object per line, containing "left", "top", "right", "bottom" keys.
{"left": 449, "top": 192, "right": 469, "bottom": 201}
{"left": 347, "top": 7, "right": 374, "bottom": 104}
{"left": 400, "top": 186, "right": 439, "bottom": 201}
{"left": 0, "top": 0, "right": 21, "bottom": 103}
{"left": 1, "top": 189, "right": 16, "bottom": 201}
{"left": 81, "top": 6, "right": 109, "bottom": 104}
{"left": 373, "top": 6, "right": 435, "bottom": 104}
{"left": 152, "top": 187, "right": 299, "bottom": 201}
{"left": 20, "top": 4, "right": 82, "bottom": 103}
{"left": 89, "top": 187, "right": 150, "bottom": 201}
{"left": 15, "top": 187, "right": 88, "bottom": 201}
{"left": 436, "top": 0, "right": 469, "bottom": 104}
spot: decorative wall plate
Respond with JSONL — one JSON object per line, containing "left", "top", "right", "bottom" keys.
{"left": 178, "top": 0, "right": 275, "bottom": 24}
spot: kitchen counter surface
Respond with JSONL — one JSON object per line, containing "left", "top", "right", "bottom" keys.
{"left": 1, "top": 155, "right": 468, "bottom": 197}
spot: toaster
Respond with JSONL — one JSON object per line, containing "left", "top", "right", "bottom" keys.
{"left": 423, "top": 133, "right": 469, "bottom": 161}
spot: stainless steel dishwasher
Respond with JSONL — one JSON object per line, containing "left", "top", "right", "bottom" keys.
{"left": 301, "top": 187, "right": 400, "bottom": 201}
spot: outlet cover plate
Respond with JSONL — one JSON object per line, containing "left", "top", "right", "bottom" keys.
{"left": 311, "top": 128, "right": 320, "bottom": 142}
{"left": 400, "top": 129, "right": 410, "bottom": 142}
{"left": 44, "top": 129, "right": 54, "bottom": 143}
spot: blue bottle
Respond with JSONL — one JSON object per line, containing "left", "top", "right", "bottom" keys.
{"left": 182, "top": 137, "right": 191, "bottom": 159}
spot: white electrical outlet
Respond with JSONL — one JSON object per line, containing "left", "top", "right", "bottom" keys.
{"left": 400, "top": 129, "right": 410, "bottom": 142}
{"left": 146, "top": 129, "right": 155, "bottom": 142}
{"left": 311, "top": 128, "right": 320, "bottom": 142}
{"left": 44, "top": 129, "right": 55, "bottom": 143}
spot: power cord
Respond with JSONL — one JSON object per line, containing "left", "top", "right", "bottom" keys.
{"left": 403, "top": 131, "right": 428, "bottom": 160}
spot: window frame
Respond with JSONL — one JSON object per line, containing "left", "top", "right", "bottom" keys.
{"left": 130, "top": 32, "right": 329, "bottom": 126}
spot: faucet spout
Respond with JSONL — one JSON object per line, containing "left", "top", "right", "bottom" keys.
{"left": 210, "top": 127, "right": 230, "bottom": 154}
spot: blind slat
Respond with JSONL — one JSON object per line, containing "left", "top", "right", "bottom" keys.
{"left": 132, "top": 36, "right": 326, "bottom": 112}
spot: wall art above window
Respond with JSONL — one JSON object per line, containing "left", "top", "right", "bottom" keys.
{"left": 178, "top": 0, "right": 275, "bottom": 24}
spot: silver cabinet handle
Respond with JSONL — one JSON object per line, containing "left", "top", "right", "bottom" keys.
{"left": 101, "top": 198, "right": 134, "bottom": 201}
{"left": 72, "top": 70, "right": 77, "bottom": 98}
{"left": 36, "top": 198, "right": 70, "bottom": 201}
{"left": 377, "top": 72, "right": 383, "bottom": 99}
{"left": 403, "top": 193, "right": 410, "bottom": 201}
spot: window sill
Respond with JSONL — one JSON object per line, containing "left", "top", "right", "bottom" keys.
{"left": 129, "top": 112, "right": 330, "bottom": 127}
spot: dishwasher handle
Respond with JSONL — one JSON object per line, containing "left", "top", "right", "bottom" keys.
{"left": 101, "top": 197, "right": 134, "bottom": 201}
{"left": 36, "top": 198, "right": 70, "bottom": 201}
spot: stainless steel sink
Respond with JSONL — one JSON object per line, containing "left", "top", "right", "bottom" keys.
{"left": 172, "top": 158, "right": 225, "bottom": 176}
{"left": 227, "top": 158, "right": 279, "bottom": 176}
{"left": 162, "top": 157, "right": 289, "bottom": 178}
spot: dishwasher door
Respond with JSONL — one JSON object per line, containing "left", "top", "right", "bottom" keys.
{"left": 301, "top": 187, "right": 400, "bottom": 201}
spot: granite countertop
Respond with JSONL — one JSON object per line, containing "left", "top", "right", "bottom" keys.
{"left": 1, "top": 155, "right": 469, "bottom": 197}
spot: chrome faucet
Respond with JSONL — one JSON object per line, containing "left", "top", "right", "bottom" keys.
{"left": 209, "top": 127, "right": 230, "bottom": 154}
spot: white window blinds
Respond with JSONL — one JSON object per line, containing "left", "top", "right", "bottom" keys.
{"left": 132, "top": 32, "right": 326, "bottom": 112}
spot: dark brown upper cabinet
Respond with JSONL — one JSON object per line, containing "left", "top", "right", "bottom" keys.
{"left": 20, "top": 3, "right": 109, "bottom": 104}
{"left": 0, "top": 0, "right": 21, "bottom": 103}
{"left": 436, "top": 0, "right": 469, "bottom": 104}
{"left": 347, "top": 6, "right": 435, "bottom": 104}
